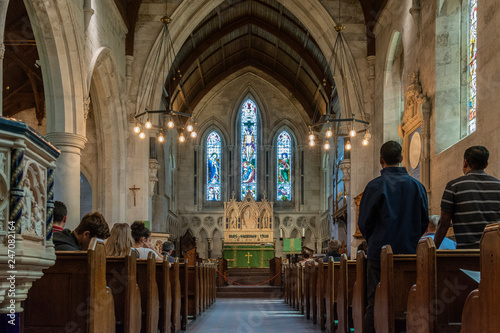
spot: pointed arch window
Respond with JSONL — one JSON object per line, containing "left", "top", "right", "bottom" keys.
{"left": 206, "top": 131, "right": 221, "bottom": 201}
{"left": 277, "top": 131, "right": 292, "bottom": 201}
{"left": 240, "top": 99, "right": 258, "bottom": 199}
{"left": 468, "top": 0, "right": 477, "bottom": 134}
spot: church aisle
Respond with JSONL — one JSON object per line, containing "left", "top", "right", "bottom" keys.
{"left": 187, "top": 299, "right": 319, "bottom": 332}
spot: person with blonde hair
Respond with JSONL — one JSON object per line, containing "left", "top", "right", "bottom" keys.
{"left": 105, "top": 223, "right": 135, "bottom": 256}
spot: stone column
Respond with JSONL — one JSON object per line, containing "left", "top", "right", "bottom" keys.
{"left": 0, "top": 0, "right": 9, "bottom": 117}
{"left": 45, "top": 133, "right": 87, "bottom": 230}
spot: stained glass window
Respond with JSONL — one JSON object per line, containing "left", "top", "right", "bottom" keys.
{"left": 277, "top": 131, "right": 292, "bottom": 201}
{"left": 468, "top": 0, "right": 477, "bottom": 134}
{"left": 240, "top": 99, "right": 258, "bottom": 199}
{"left": 206, "top": 131, "right": 221, "bottom": 201}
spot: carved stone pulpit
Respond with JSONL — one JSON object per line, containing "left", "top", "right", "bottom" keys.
{"left": 0, "top": 117, "right": 60, "bottom": 323}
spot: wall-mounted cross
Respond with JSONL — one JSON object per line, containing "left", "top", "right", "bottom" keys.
{"left": 129, "top": 185, "right": 140, "bottom": 206}
{"left": 245, "top": 252, "right": 253, "bottom": 264}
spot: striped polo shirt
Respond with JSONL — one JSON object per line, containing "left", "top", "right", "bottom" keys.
{"left": 441, "top": 170, "right": 500, "bottom": 248}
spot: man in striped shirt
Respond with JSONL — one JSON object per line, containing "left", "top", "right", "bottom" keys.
{"left": 435, "top": 146, "right": 500, "bottom": 249}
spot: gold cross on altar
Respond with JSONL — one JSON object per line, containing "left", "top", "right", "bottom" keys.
{"left": 245, "top": 252, "right": 253, "bottom": 264}
{"left": 129, "top": 185, "right": 140, "bottom": 206}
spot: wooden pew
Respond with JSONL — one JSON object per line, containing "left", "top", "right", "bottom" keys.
{"left": 325, "top": 260, "right": 340, "bottom": 333}
{"left": 170, "top": 259, "right": 181, "bottom": 333}
{"left": 178, "top": 259, "right": 189, "bottom": 330}
{"left": 106, "top": 249, "right": 142, "bottom": 333}
{"left": 23, "top": 238, "right": 115, "bottom": 333}
{"left": 136, "top": 253, "right": 159, "bottom": 333}
{"left": 198, "top": 263, "right": 204, "bottom": 314}
{"left": 269, "top": 257, "right": 282, "bottom": 286}
{"left": 374, "top": 246, "right": 417, "bottom": 333}
{"left": 299, "top": 264, "right": 305, "bottom": 314}
{"left": 315, "top": 261, "right": 328, "bottom": 330}
{"left": 186, "top": 262, "right": 199, "bottom": 319}
{"left": 156, "top": 260, "right": 172, "bottom": 333}
{"left": 406, "top": 238, "right": 480, "bottom": 333}
{"left": 352, "top": 250, "right": 367, "bottom": 333}
{"left": 309, "top": 262, "right": 318, "bottom": 323}
{"left": 302, "top": 264, "right": 310, "bottom": 318}
{"left": 461, "top": 222, "right": 500, "bottom": 333}
{"left": 284, "top": 264, "right": 290, "bottom": 304}
{"left": 337, "top": 254, "right": 357, "bottom": 333}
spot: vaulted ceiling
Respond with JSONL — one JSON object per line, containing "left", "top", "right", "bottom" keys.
{"left": 2, "top": 0, "right": 387, "bottom": 124}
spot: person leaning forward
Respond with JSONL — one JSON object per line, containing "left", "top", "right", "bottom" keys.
{"left": 53, "top": 212, "right": 111, "bottom": 251}
{"left": 434, "top": 146, "right": 500, "bottom": 249}
{"left": 358, "top": 140, "right": 429, "bottom": 333}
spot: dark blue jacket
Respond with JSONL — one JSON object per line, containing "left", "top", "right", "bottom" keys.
{"left": 358, "top": 167, "right": 428, "bottom": 261}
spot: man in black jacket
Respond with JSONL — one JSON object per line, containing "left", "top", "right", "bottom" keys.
{"left": 53, "top": 212, "right": 110, "bottom": 251}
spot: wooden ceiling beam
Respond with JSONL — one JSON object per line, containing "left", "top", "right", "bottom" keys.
{"left": 172, "top": 16, "right": 332, "bottom": 96}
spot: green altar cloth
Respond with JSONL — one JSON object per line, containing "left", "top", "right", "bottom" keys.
{"left": 223, "top": 244, "right": 275, "bottom": 268}
{"left": 283, "top": 238, "right": 302, "bottom": 254}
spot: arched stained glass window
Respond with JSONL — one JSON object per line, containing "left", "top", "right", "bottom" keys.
{"left": 468, "top": 0, "right": 477, "bottom": 134}
{"left": 240, "top": 99, "right": 258, "bottom": 199}
{"left": 277, "top": 131, "right": 292, "bottom": 201}
{"left": 206, "top": 131, "right": 221, "bottom": 201}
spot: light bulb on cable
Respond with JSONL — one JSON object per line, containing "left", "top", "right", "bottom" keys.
{"left": 167, "top": 116, "right": 175, "bottom": 128}
{"left": 324, "top": 140, "right": 330, "bottom": 150}
{"left": 309, "top": 140, "right": 315, "bottom": 147}
{"left": 362, "top": 138, "right": 369, "bottom": 146}
{"left": 139, "top": 131, "right": 146, "bottom": 139}
{"left": 179, "top": 133, "right": 185, "bottom": 142}
{"left": 145, "top": 119, "right": 152, "bottom": 129}
{"left": 133, "top": 123, "right": 141, "bottom": 133}
{"left": 349, "top": 128, "right": 356, "bottom": 137}
{"left": 186, "top": 124, "right": 193, "bottom": 132}
{"left": 190, "top": 131, "right": 197, "bottom": 138}
{"left": 158, "top": 132, "right": 165, "bottom": 143}
{"left": 308, "top": 133, "right": 315, "bottom": 141}
{"left": 325, "top": 127, "right": 332, "bottom": 138}
{"left": 345, "top": 140, "right": 351, "bottom": 150}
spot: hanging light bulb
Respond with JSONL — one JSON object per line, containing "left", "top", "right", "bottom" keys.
{"left": 325, "top": 126, "right": 332, "bottom": 138}
{"left": 167, "top": 116, "right": 175, "bottom": 128}
{"left": 345, "top": 140, "right": 351, "bottom": 150}
{"left": 133, "top": 123, "right": 141, "bottom": 133}
{"left": 364, "top": 130, "right": 371, "bottom": 141}
{"left": 324, "top": 140, "right": 330, "bottom": 150}
{"left": 190, "top": 131, "right": 197, "bottom": 138}
{"left": 186, "top": 121, "right": 193, "bottom": 132}
{"left": 309, "top": 140, "right": 315, "bottom": 147}
{"left": 145, "top": 118, "right": 152, "bottom": 129}
{"left": 308, "top": 132, "right": 315, "bottom": 141}
{"left": 179, "top": 132, "right": 185, "bottom": 142}
{"left": 349, "top": 128, "right": 356, "bottom": 137}
{"left": 362, "top": 138, "right": 369, "bottom": 146}
{"left": 158, "top": 132, "right": 165, "bottom": 143}
{"left": 139, "top": 131, "right": 146, "bottom": 139}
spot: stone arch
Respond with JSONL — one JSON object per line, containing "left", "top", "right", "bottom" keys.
{"left": 198, "top": 228, "right": 209, "bottom": 259}
{"left": 87, "top": 47, "right": 127, "bottom": 222}
{"left": 383, "top": 31, "right": 404, "bottom": 142}
{"left": 211, "top": 228, "right": 223, "bottom": 259}
{"left": 23, "top": 0, "right": 86, "bottom": 134}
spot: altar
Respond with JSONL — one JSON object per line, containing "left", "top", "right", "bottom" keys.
{"left": 223, "top": 192, "right": 275, "bottom": 268}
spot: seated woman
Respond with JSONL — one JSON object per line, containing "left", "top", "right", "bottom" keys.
{"left": 131, "top": 221, "right": 163, "bottom": 261}
{"left": 105, "top": 223, "right": 134, "bottom": 256}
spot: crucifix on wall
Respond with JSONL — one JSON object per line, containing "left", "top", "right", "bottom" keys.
{"left": 129, "top": 185, "right": 140, "bottom": 206}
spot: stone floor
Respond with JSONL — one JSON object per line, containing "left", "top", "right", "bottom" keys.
{"left": 187, "top": 298, "right": 319, "bottom": 332}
